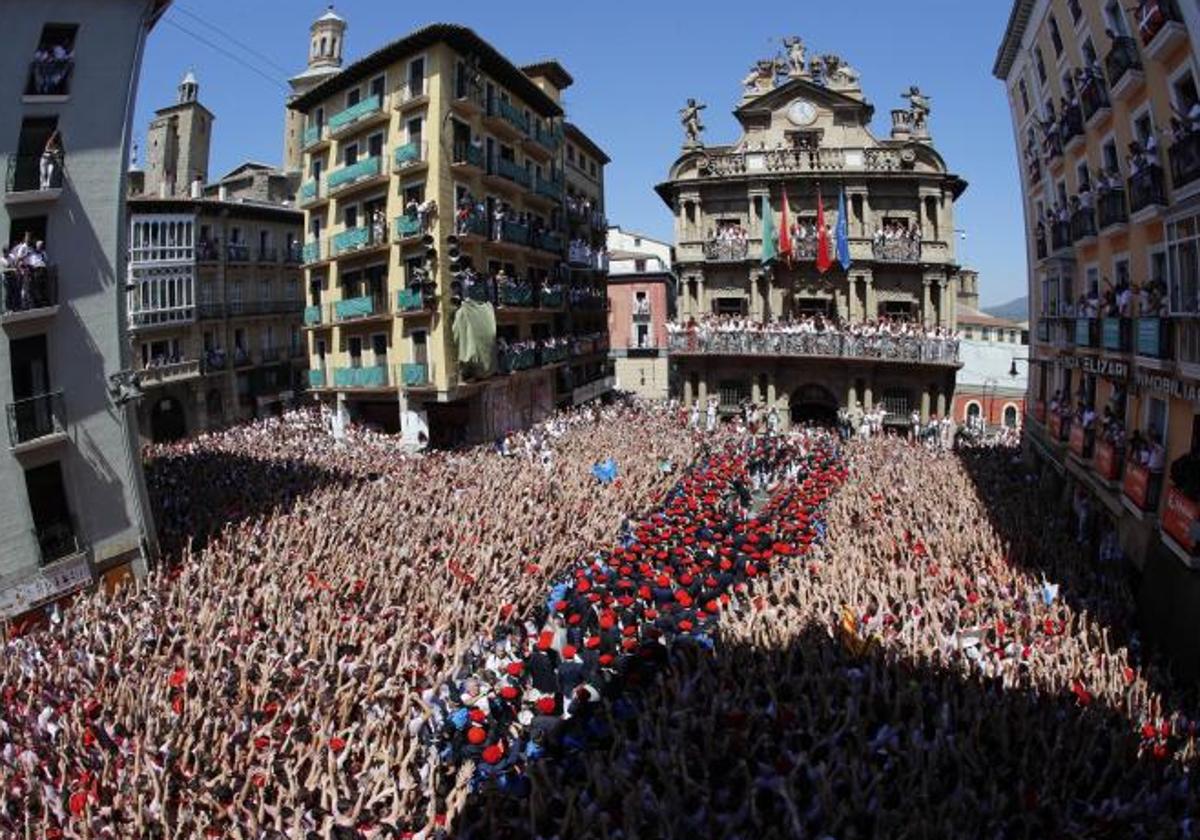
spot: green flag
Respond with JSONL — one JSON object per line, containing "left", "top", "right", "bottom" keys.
{"left": 760, "top": 193, "right": 777, "bottom": 265}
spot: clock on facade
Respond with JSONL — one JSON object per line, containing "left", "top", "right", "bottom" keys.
{"left": 787, "top": 100, "right": 818, "bottom": 126}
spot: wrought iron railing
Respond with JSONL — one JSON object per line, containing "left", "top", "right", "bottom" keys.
{"left": 703, "top": 238, "right": 750, "bottom": 262}
{"left": 1070, "top": 206, "right": 1097, "bottom": 241}
{"left": 1, "top": 266, "right": 58, "bottom": 315}
{"left": 328, "top": 94, "right": 383, "bottom": 132}
{"left": 333, "top": 365, "right": 389, "bottom": 388}
{"left": 1129, "top": 166, "right": 1167, "bottom": 214}
{"left": 1104, "top": 36, "right": 1143, "bottom": 90}
{"left": 1097, "top": 189, "right": 1128, "bottom": 228}
{"left": 1169, "top": 132, "right": 1200, "bottom": 191}
{"left": 6, "top": 153, "right": 64, "bottom": 193}
{"left": 328, "top": 156, "right": 382, "bottom": 191}
{"left": 667, "top": 330, "right": 960, "bottom": 364}
{"left": 6, "top": 391, "right": 66, "bottom": 447}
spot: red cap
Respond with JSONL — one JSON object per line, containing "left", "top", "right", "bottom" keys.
{"left": 482, "top": 743, "right": 504, "bottom": 764}
{"left": 562, "top": 645, "right": 578, "bottom": 660}
{"left": 537, "top": 631, "right": 554, "bottom": 650}
{"left": 536, "top": 696, "right": 557, "bottom": 715}
{"left": 467, "top": 726, "right": 486, "bottom": 745}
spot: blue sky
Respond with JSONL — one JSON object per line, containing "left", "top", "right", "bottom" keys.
{"left": 135, "top": 0, "right": 1025, "bottom": 306}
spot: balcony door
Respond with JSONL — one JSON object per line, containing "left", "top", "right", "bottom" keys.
{"left": 9, "top": 334, "right": 51, "bottom": 441}
{"left": 14, "top": 117, "right": 57, "bottom": 192}
{"left": 24, "top": 461, "right": 75, "bottom": 563}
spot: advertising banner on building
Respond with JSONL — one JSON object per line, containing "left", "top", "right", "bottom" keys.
{"left": 1163, "top": 485, "right": 1199, "bottom": 555}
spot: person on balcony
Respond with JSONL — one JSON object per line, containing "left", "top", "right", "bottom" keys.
{"left": 39, "top": 130, "right": 64, "bottom": 191}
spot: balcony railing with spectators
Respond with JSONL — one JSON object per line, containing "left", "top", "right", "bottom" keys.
{"left": 6, "top": 153, "right": 64, "bottom": 196}
{"left": 1094, "top": 440, "right": 1124, "bottom": 482}
{"left": 399, "top": 363, "right": 430, "bottom": 387}
{"left": 396, "top": 288, "right": 431, "bottom": 313}
{"left": 1169, "top": 132, "right": 1200, "bottom": 192}
{"left": 1035, "top": 232, "right": 1048, "bottom": 260}
{"left": 394, "top": 77, "right": 428, "bottom": 107}
{"left": 499, "top": 346, "right": 538, "bottom": 373}
{"left": 540, "top": 287, "right": 564, "bottom": 308}
{"left": 328, "top": 156, "right": 383, "bottom": 193}
{"left": 328, "top": 94, "right": 383, "bottom": 134}
{"left": 497, "top": 281, "right": 535, "bottom": 308}
{"left": 226, "top": 243, "right": 250, "bottom": 263}
{"left": 667, "top": 330, "right": 960, "bottom": 365}
{"left": 1098, "top": 189, "right": 1128, "bottom": 228}
{"left": 1129, "top": 165, "right": 1168, "bottom": 215}
{"left": 1104, "top": 37, "right": 1143, "bottom": 93}
{"left": 6, "top": 391, "right": 66, "bottom": 448}
{"left": 332, "top": 224, "right": 387, "bottom": 257}
{"left": 394, "top": 214, "right": 423, "bottom": 240}
{"left": 1, "top": 266, "right": 58, "bottom": 317}
{"left": 285, "top": 242, "right": 303, "bottom": 264}
{"left": 1070, "top": 206, "right": 1098, "bottom": 241}
{"left": 1080, "top": 76, "right": 1110, "bottom": 123}
{"left": 703, "top": 238, "right": 750, "bottom": 262}
{"left": 499, "top": 219, "right": 531, "bottom": 247}
{"left": 1101, "top": 317, "right": 1131, "bottom": 351}
{"left": 1135, "top": 317, "right": 1172, "bottom": 358}
{"left": 872, "top": 238, "right": 922, "bottom": 263}
{"left": 1028, "top": 156, "right": 1043, "bottom": 185}
{"left": 25, "top": 57, "right": 74, "bottom": 97}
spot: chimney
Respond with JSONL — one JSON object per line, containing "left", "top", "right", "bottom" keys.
{"left": 190, "top": 176, "right": 203, "bottom": 199}
{"left": 890, "top": 109, "right": 912, "bottom": 141}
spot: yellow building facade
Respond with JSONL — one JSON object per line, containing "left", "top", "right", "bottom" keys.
{"left": 290, "top": 24, "right": 610, "bottom": 447}
{"left": 995, "top": 2, "right": 1200, "bottom": 594}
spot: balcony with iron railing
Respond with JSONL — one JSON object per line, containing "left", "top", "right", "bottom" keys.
{"left": 632, "top": 303, "right": 652, "bottom": 322}
{"left": 299, "top": 177, "right": 324, "bottom": 206}
{"left": 1035, "top": 232, "right": 1048, "bottom": 260}
{"left": 334, "top": 292, "right": 389, "bottom": 323}
{"left": 394, "top": 77, "right": 429, "bottom": 109}
{"left": 394, "top": 214, "right": 423, "bottom": 241}
{"left": 303, "top": 304, "right": 323, "bottom": 326}
{"left": 698, "top": 146, "right": 901, "bottom": 178}
{"left": 396, "top": 287, "right": 431, "bottom": 314}
{"left": 260, "top": 347, "right": 283, "bottom": 363}
{"left": 25, "top": 57, "right": 74, "bottom": 98}
{"left": 196, "top": 238, "right": 220, "bottom": 262}
{"left": 285, "top": 242, "right": 304, "bottom": 264}
{"left": 486, "top": 97, "right": 530, "bottom": 136}
{"left": 703, "top": 238, "right": 751, "bottom": 262}
{"left": 333, "top": 364, "right": 390, "bottom": 388}
{"left": 1135, "top": 317, "right": 1173, "bottom": 358}
{"left": 302, "top": 239, "right": 326, "bottom": 265}
{"left": 6, "top": 391, "right": 66, "bottom": 450}
{"left": 6, "top": 153, "right": 64, "bottom": 201}
{"left": 1028, "top": 156, "right": 1043, "bottom": 186}
{"left": 327, "top": 156, "right": 383, "bottom": 194}
{"left": 256, "top": 246, "right": 277, "bottom": 264}
{"left": 29, "top": 521, "right": 87, "bottom": 568}
{"left": 332, "top": 225, "right": 388, "bottom": 257}
{"left": 393, "top": 141, "right": 426, "bottom": 172}
{"left": 398, "top": 362, "right": 431, "bottom": 387}
{"left": 302, "top": 122, "right": 327, "bottom": 150}
{"left": 494, "top": 156, "right": 532, "bottom": 190}
{"left": 1, "top": 266, "right": 58, "bottom": 322}
{"left": 1138, "top": 0, "right": 1187, "bottom": 58}
{"left": 226, "top": 243, "right": 250, "bottom": 263}
{"left": 139, "top": 359, "right": 202, "bottom": 385}
{"left": 1070, "top": 206, "right": 1098, "bottom": 242}
{"left": 531, "top": 122, "right": 563, "bottom": 153}
{"left": 308, "top": 368, "right": 327, "bottom": 389}
{"left": 667, "top": 330, "right": 961, "bottom": 365}
{"left": 541, "top": 286, "right": 565, "bottom": 308}
{"left": 1101, "top": 317, "right": 1132, "bottom": 352}
{"left": 872, "top": 238, "right": 922, "bottom": 263}
{"left": 1050, "top": 220, "right": 1073, "bottom": 252}
{"left": 1104, "top": 36, "right": 1144, "bottom": 98}
{"left": 1080, "top": 76, "right": 1111, "bottom": 124}
{"left": 328, "top": 93, "right": 384, "bottom": 135}
{"left": 1169, "top": 132, "right": 1200, "bottom": 193}
{"left": 1073, "top": 317, "right": 1098, "bottom": 348}
{"left": 1097, "top": 189, "right": 1129, "bottom": 229}
{"left": 1058, "top": 104, "right": 1085, "bottom": 149}
{"left": 535, "top": 174, "right": 563, "bottom": 202}
{"left": 499, "top": 219, "right": 531, "bottom": 247}
{"left": 452, "top": 142, "right": 485, "bottom": 170}
{"left": 1129, "top": 165, "right": 1168, "bottom": 216}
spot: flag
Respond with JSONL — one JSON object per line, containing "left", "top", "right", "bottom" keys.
{"left": 760, "top": 193, "right": 777, "bottom": 265}
{"left": 779, "top": 190, "right": 793, "bottom": 265}
{"left": 836, "top": 186, "right": 852, "bottom": 271}
{"left": 815, "top": 187, "right": 832, "bottom": 274}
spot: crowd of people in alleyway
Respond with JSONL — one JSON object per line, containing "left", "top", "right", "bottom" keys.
{"left": 0, "top": 400, "right": 1198, "bottom": 838}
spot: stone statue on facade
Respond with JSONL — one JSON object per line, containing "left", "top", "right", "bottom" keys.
{"left": 820, "top": 54, "right": 860, "bottom": 87}
{"left": 783, "top": 37, "right": 807, "bottom": 77}
{"left": 679, "top": 98, "right": 706, "bottom": 147}
{"left": 741, "top": 60, "right": 779, "bottom": 96}
{"left": 903, "top": 85, "right": 932, "bottom": 130}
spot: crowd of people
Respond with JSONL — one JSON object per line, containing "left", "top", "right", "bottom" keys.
{"left": 2, "top": 396, "right": 1200, "bottom": 836}
{"left": 28, "top": 43, "right": 75, "bottom": 96}
{"left": 0, "top": 232, "right": 52, "bottom": 313}
{"left": 871, "top": 221, "right": 922, "bottom": 261}
{"left": 667, "top": 313, "right": 960, "bottom": 363}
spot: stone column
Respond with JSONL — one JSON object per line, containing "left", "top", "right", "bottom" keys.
{"left": 767, "top": 373, "right": 777, "bottom": 407}
{"left": 697, "top": 373, "right": 708, "bottom": 404}
{"left": 936, "top": 387, "right": 947, "bottom": 418}
{"left": 863, "top": 381, "right": 874, "bottom": 410}
{"left": 684, "top": 370, "right": 694, "bottom": 404}
{"left": 922, "top": 278, "right": 933, "bottom": 328}
{"left": 847, "top": 381, "right": 858, "bottom": 410}
{"left": 921, "top": 388, "right": 931, "bottom": 423}
{"left": 864, "top": 273, "right": 876, "bottom": 321}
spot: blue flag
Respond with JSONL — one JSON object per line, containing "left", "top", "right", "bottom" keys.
{"left": 836, "top": 187, "right": 852, "bottom": 271}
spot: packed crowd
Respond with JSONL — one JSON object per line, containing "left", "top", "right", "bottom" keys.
{"left": 871, "top": 221, "right": 922, "bottom": 261}
{"left": 3, "top": 399, "right": 1200, "bottom": 837}
{"left": 0, "top": 232, "right": 52, "bottom": 313}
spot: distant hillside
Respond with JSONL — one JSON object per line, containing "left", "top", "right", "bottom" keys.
{"left": 983, "top": 296, "right": 1028, "bottom": 322}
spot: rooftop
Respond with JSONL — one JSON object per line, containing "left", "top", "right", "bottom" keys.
{"left": 564, "top": 122, "right": 610, "bottom": 165}
{"left": 128, "top": 195, "right": 302, "bottom": 222}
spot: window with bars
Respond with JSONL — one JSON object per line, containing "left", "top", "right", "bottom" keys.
{"left": 718, "top": 380, "right": 749, "bottom": 409}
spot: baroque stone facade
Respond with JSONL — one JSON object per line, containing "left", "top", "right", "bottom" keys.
{"left": 657, "top": 40, "right": 967, "bottom": 427}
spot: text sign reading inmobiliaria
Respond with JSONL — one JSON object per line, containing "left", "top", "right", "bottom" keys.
{"left": 1135, "top": 372, "right": 1200, "bottom": 406}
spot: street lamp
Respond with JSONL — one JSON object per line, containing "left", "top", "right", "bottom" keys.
{"left": 1009, "top": 356, "right": 1030, "bottom": 379}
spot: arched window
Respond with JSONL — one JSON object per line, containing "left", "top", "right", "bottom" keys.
{"left": 1004, "top": 405, "right": 1018, "bottom": 428}
{"left": 966, "top": 402, "right": 982, "bottom": 424}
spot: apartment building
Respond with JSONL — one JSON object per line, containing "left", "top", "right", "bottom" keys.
{"left": 290, "top": 23, "right": 611, "bottom": 446}
{"left": 607, "top": 226, "right": 675, "bottom": 400}
{"left": 0, "top": 0, "right": 168, "bottom": 623}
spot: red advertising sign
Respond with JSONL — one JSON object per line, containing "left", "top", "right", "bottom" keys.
{"left": 1094, "top": 441, "right": 1119, "bottom": 480}
{"left": 1049, "top": 413, "right": 1062, "bottom": 440}
{"left": 1163, "top": 485, "right": 1199, "bottom": 554}
{"left": 1035, "top": 400, "right": 1046, "bottom": 423}
{"left": 1069, "top": 424, "right": 1086, "bottom": 457}
{"left": 1124, "top": 462, "right": 1150, "bottom": 510}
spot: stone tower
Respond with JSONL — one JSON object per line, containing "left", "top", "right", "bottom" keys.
{"left": 144, "top": 70, "right": 213, "bottom": 198}
{"left": 283, "top": 6, "right": 347, "bottom": 179}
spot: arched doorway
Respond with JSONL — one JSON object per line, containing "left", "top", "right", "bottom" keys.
{"left": 966, "top": 401, "right": 982, "bottom": 428}
{"left": 790, "top": 384, "right": 838, "bottom": 427}
{"left": 150, "top": 396, "right": 186, "bottom": 443}
{"left": 1004, "top": 405, "right": 1018, "bottom": 428}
